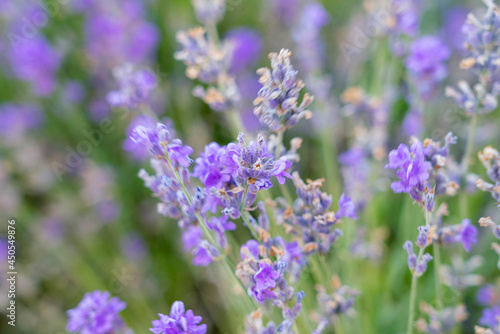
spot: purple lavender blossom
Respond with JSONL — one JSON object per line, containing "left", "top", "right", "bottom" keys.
{"left": 253, "top": 262, "right": 280, "bottom": 302}
{"left": 107, "top": 63, "right": 157, "bottom": 109}
{"left": 254, "top": 49, "right": 314, "bottom": 132}
{"left": 240, "top": 239, "right": 260, "bottom": 260}
{"left": 7, "top": 36, "right": 61, "bottom": 96}
{"left": 220, "top": 133, "right": 292, "bottom": 193}
{"left": 150, "top": 301, "right": 207, "bottom": 334}
{"left": 123, "top": 114, "right": 158, "bottom": 161}
{"left": 385, "top": 141, "right": 431, "bottom": 200}
{"left": 131, "top": 123, "right": 193, "bottom": 167}
{"left": 66, "top": 290, "right": 126, "bottom": 334}
{"left": 207, "top": 215, "right": 236, "bottom": 250}
{"left": 226, "top": 28, "right": 262, "bottom": 74}
{"left": 404, "top": 36, "right": 450, "bottom": 100}
{"left": 193, "top": 143, "right": 231, "bottom": 188}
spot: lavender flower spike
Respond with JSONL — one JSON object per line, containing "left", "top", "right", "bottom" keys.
{"left": 107, "top": 63, "right": 157, "bottom": 109}
{"left": 254, "top": 49, "right": 314, "bottom": 132}
{"left": 66, "top": 290, "right": 127, "bottom": 334}
{"left": 150, "top": 301, "right": 207, "bottom": 334}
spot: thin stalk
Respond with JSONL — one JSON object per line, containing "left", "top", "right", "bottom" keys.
{"left": 407, "top": 245, "right": 425, "bottom": 334}
{"left": 433, "top": 242, "right": 443, "bottom": 309}
{"left": 274, "top": 130, "right": 294, "bottom": 203}
{"left": 461, "top": 113, "right": 478, "bottom": 174}
{"left": 459, "top": 114, "right": 478, "bottom": 218}
{"left": 407, "top": 211, "right": 430, "bottom": 334}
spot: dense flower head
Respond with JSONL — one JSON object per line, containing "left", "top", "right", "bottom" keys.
{"left": 386, "top": 141, "right": 431, "bottom": 198}
{"left": 386, "top": 134, "right": 459, "bottom": 210}
{"left": 237, "top": 239, "right": 305, "bottom": 323}
{"left": 66, "top": 290, "right": 126, "bottom": 334}
{"left": 107, "top": 63, "right": 157, "bottom": 109}
{"left": 220, "top": 133, "right": 292, "bottom": 193}
{"left": 253, "top": 49, "right": 314, "bottom": 132}
{"left": 280, "top": 172, "right": 356, "bottom": 255}
{"left": 150, "top": 301, "right": 207, "bottom": 334}
{"left": 404, "top": 36, "right": 450, "bottom": 100}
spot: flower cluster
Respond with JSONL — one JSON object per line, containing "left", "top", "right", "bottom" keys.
{"left": 403, "top": 240, "right": 433, "bottom": 277}
{"left": 253, "top": 49, "right": 314, "bottom": 132}
{"left": 66, "top": 290, "right": 127, "bottom": 334}
{"left": 237, "top": 239, "right": 305, "bottom": 328}
{"left": 386, "top": 133, "right": 458, "bottom": 211}
{"left": 279, "top": 172, "right": 356, "bottom": 255}
{"left": 150, "top": 301, "right": 207, "bottom": 334}
{"left": 447, "top": 0, "right": 500, "bottom": 114}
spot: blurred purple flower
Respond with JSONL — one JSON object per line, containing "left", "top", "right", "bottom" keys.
{"left": 67, "top": 290, "right": 126, "bottom": 334}
{"left": 107, "top": 63, "right": 157, "bottom": 109}
{"left": 405, "top": 36, "right": 450, "bottom": 100}
{"left": 442, "top": 6, "right": 469, "bottom": 52}
{"left": 123, "top": 114, "right": 158, "bottom": 161}
{"left": 226, "top": 28, "right": 262, "bottom": 74}
{"left": 336, "top": 193, "right": 357, "bottom": 219}
{"left": 7, "top": 36, "right": 61, "bottom": 96}
{"left": 479, "top": 306, "right": 500, "bottom": 331}
{"left": 0, "top": 103, "right": 44, "bottom": 140}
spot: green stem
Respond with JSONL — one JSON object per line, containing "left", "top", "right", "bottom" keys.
{"left": 461, "top": 113, "right": 477, "bottom": 175}
{"left": 433, "top": 242, "right": 443, "bottom": 309}
{"left": 407, "top": 211, "right": 430, "bottom": 334}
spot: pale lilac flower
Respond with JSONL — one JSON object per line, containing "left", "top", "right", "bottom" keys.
{"left": 107, "top": 63, "right": 157, "bottom": 109}
{"left": 254, "top": 49, "right": 314, "bottom": 132}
